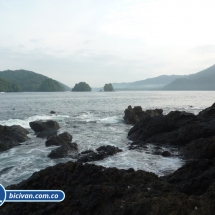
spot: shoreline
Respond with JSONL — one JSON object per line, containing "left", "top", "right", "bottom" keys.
{"left": 1, "top": 103, "right": 215, "bottom": 214}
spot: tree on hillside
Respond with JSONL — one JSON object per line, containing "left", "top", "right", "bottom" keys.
{"left": 72, "top": 82, "right": 92, "bottom": 92}
{"left": 37, "top": 78, "right": 65, "bottom": 92}
{"left": 0, "top": 78, "right": 21, "bottom": 92}
{"left": 104, "top": 83, "right": 114, "bottom": 92}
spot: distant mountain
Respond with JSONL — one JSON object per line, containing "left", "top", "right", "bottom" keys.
{"left": 112, "top": 75, "right": 183, "bottom": 90}
{"left": 0, "top": 70, "right": 71, "bottom": 92}
{"left": 0, "top": 78, "right": 22, "bottom": 92}
{"left": 163, "top": 65, "right": 215, "bottom": 90}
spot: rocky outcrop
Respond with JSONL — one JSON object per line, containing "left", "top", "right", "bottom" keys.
{"left": 184, "top": 137, "right": 215, "bottom": 159}
{"left": 29, "top": 120, "right": 60, "bottom": 133}
{"left": 29, "top": 120, "right": 60, "bottom": 138}
{"left": 127, "top": 107, "right": 215, "bottom": 147}
{"left": 48, "top": 142, "right": 78, "bottom": 159}
{"left": 163, "top": 159, "right": 215, "bottom": 196}
{"left": 2, "top": 161, "right": 215, "bottom": 215}
{"left": 124, "top": 105, "right": 163, "bottom": 124}
{"left": 198, "top": 102, "right": 215, "bottom": 119}
{"left": 78, "top": 145, "right": 122, "bottom": 162}
{"left": 0, "top": 125, "right": 29, "bottom": 152}
{"left": 46, "top": 132, "right": 77, "bottom": 159}
{"left": 46, "top": 132, "right": 72, "bottom": 147}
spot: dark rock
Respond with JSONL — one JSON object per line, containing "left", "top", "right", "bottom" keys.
{"left": 160, "top": 151, "right": 171, "bottom": 157}
{"left": 45, "top": 132, "right": 72, "bottom": 147}
{"left": 36, "top": 129, "right": 57, "bottom": 138}
{"left": 0, "top": 125, "right": 29, "bottom": 152}
{"left": 145, "top": 108, "right": 163, "bottom": 117}
{"left": 50, "top": 111, "right": 56, "bottom": 114}
{"left": 77, "top": 145, "right": 122, "bottom": 162}
{"left": 163, "top": 159, "right": 215, "bottom": 196}
{"left": 198, "top": 103, "right": 215, "bottom": 119}
{"left": 2, "top": 161, "right": 215, "bottom": 215}
{"left": 128, "top": 110, "right": 215, "bottom": 146}
{"left": 124, "top": 105, "right": 163, "bottom": 124}
{"left": 48, "top": 142, "right": 78, "bottom": 159}
{"left": 124, "top": 105, "right": 141, "bottom": 124}
{"left": 128, "top": 141, "right": 148, "bottom": 150}
{"left": 29, "top": 120, "right": 60, "bottom": 132}
{"left": 184, "top": 136, "right": 215, "bottom": 159}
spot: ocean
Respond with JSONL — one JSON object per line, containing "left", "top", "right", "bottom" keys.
{"left": 0, "top": 91, "right": 214, "bottom": 187}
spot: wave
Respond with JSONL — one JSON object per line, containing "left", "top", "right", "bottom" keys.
{"left": 72, "top": 112, "right": 123, "bottom": 124}
{"left": 0, "top": 114, "right": 70, "bottom": 128}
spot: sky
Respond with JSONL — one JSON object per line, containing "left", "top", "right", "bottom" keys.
{"left": 0, "top": 0, "right": 215, "bottom": 87}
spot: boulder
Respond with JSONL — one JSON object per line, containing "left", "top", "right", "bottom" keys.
{"left": 50, "top": 111, "right": 56, "bottom": 114}
{"left": 29, "top": 120, "right": 60, "bottom": 133}
{"left": 77, "top": 145, "right": 122, "bottom": 162}
{"left": 45, "top": 132, "right": 72, "bottom": 147}
{"left": 160, "top": 151, "right": 172, "bottom": 157}
{"left": 48, "top": 142, "right": 78, "bottom": 159}
{"left": 0, "top": 125, "right": 29, "bottom": 152}
{"left": 36, "top": 129, "right": 57, "bottom": 138}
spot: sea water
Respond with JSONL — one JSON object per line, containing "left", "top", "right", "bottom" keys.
{"left": 0, "top": 91, "right": 214, "bottom": 187}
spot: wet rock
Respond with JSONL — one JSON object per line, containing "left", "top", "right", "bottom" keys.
{"left": 184, "top": 136, "right": 215, "bottom": 159}
{"left": 160, "top": 151, "right": 171, "bottom": 157}
{"left": 36, "top": 129, "right": 57, "bottom": 138}
{"left": 2, "top": 161, "right": 215, "bottom": 215}
{"left": 50, "top": 111, "right": 56, "bottom": 114}
{"left": 124, "top": 105, "right": 141, "bottom": 124}
{"left": 45, "top": 132, "right": 72, "bottom": 147}
{"left": 163, "top": 159, "right": 215, "bottom": 196}
{"left": 48, "top": 142, "right": 78, "bottom": 159}
{"left": 128, "top": 110, "right": 215, "bottom": 147}
{"left": 29, "top": 120, "right": 60, "bottom": 133}
{"left": 198, "top": 103, "right": 215, "bottom": 119}
{"left": 124, "top": 105, "right": 163, "bottom": 124}
{"left": 128, "top": 141, "right": 148, "bottom": 150}
{"left": 77, "top": 145, "right": 122, "bottom": 162}
{"left": 0, "top": 125, "right": 29, "bottom": 152}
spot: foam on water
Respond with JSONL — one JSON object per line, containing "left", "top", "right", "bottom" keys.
{"left": 0, "top": 114, "right": 69, "bottom": 128}
{"left": 93, "top": 150, "right": 184, "bottom": 176}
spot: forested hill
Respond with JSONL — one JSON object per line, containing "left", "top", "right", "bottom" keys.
{"left": 163, "top": 64, "right": 215, "bottom": 90}
{"left": 0, "top": 70, "right": 70, "bottom": 92}
{"left": 0, "top": 78, "right": 21, "bottom": 92}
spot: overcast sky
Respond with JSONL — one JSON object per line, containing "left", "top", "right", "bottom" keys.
{"left": 0, "top": 0, "right": 214, "bottom": 87}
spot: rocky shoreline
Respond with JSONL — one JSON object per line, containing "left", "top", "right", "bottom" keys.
{"left": 1, "top": 103, "right": 215, "bottom": 214}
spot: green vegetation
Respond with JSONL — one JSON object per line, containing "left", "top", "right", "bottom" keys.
{"left": 0, "top": 78, "right": 22, "bottom": 92}
{"left": 37, "top": 78, "right": 65, "bottom": 92}
{"left": 104, "top": 83, "right": 114, "bottom": 91}
{"left": 0, "top": 69, "right": 70, "bottom": 91}
{"left": 72, "top": 82, "right": 91, "bottom": 92}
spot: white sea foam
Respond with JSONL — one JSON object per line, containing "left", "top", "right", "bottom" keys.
{"left": 98, "top": 116, "right": 123, "bottom": 124}
{"left": 0, "top": 114, "right": 69, "bottom": 128}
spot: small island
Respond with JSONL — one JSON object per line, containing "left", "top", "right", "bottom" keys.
{"left": 72, "top": 82, "right": 92, "bottom": 92}
{"left": 103, "top": 83, "right": 114, "bottom": 92}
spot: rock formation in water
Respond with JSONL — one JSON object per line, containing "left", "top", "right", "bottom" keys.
{"left": 0, "top": 125, "right": 29, "bottom": 152}
{"left": 124, "top": 105, "right": 163, "bottom": 124}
